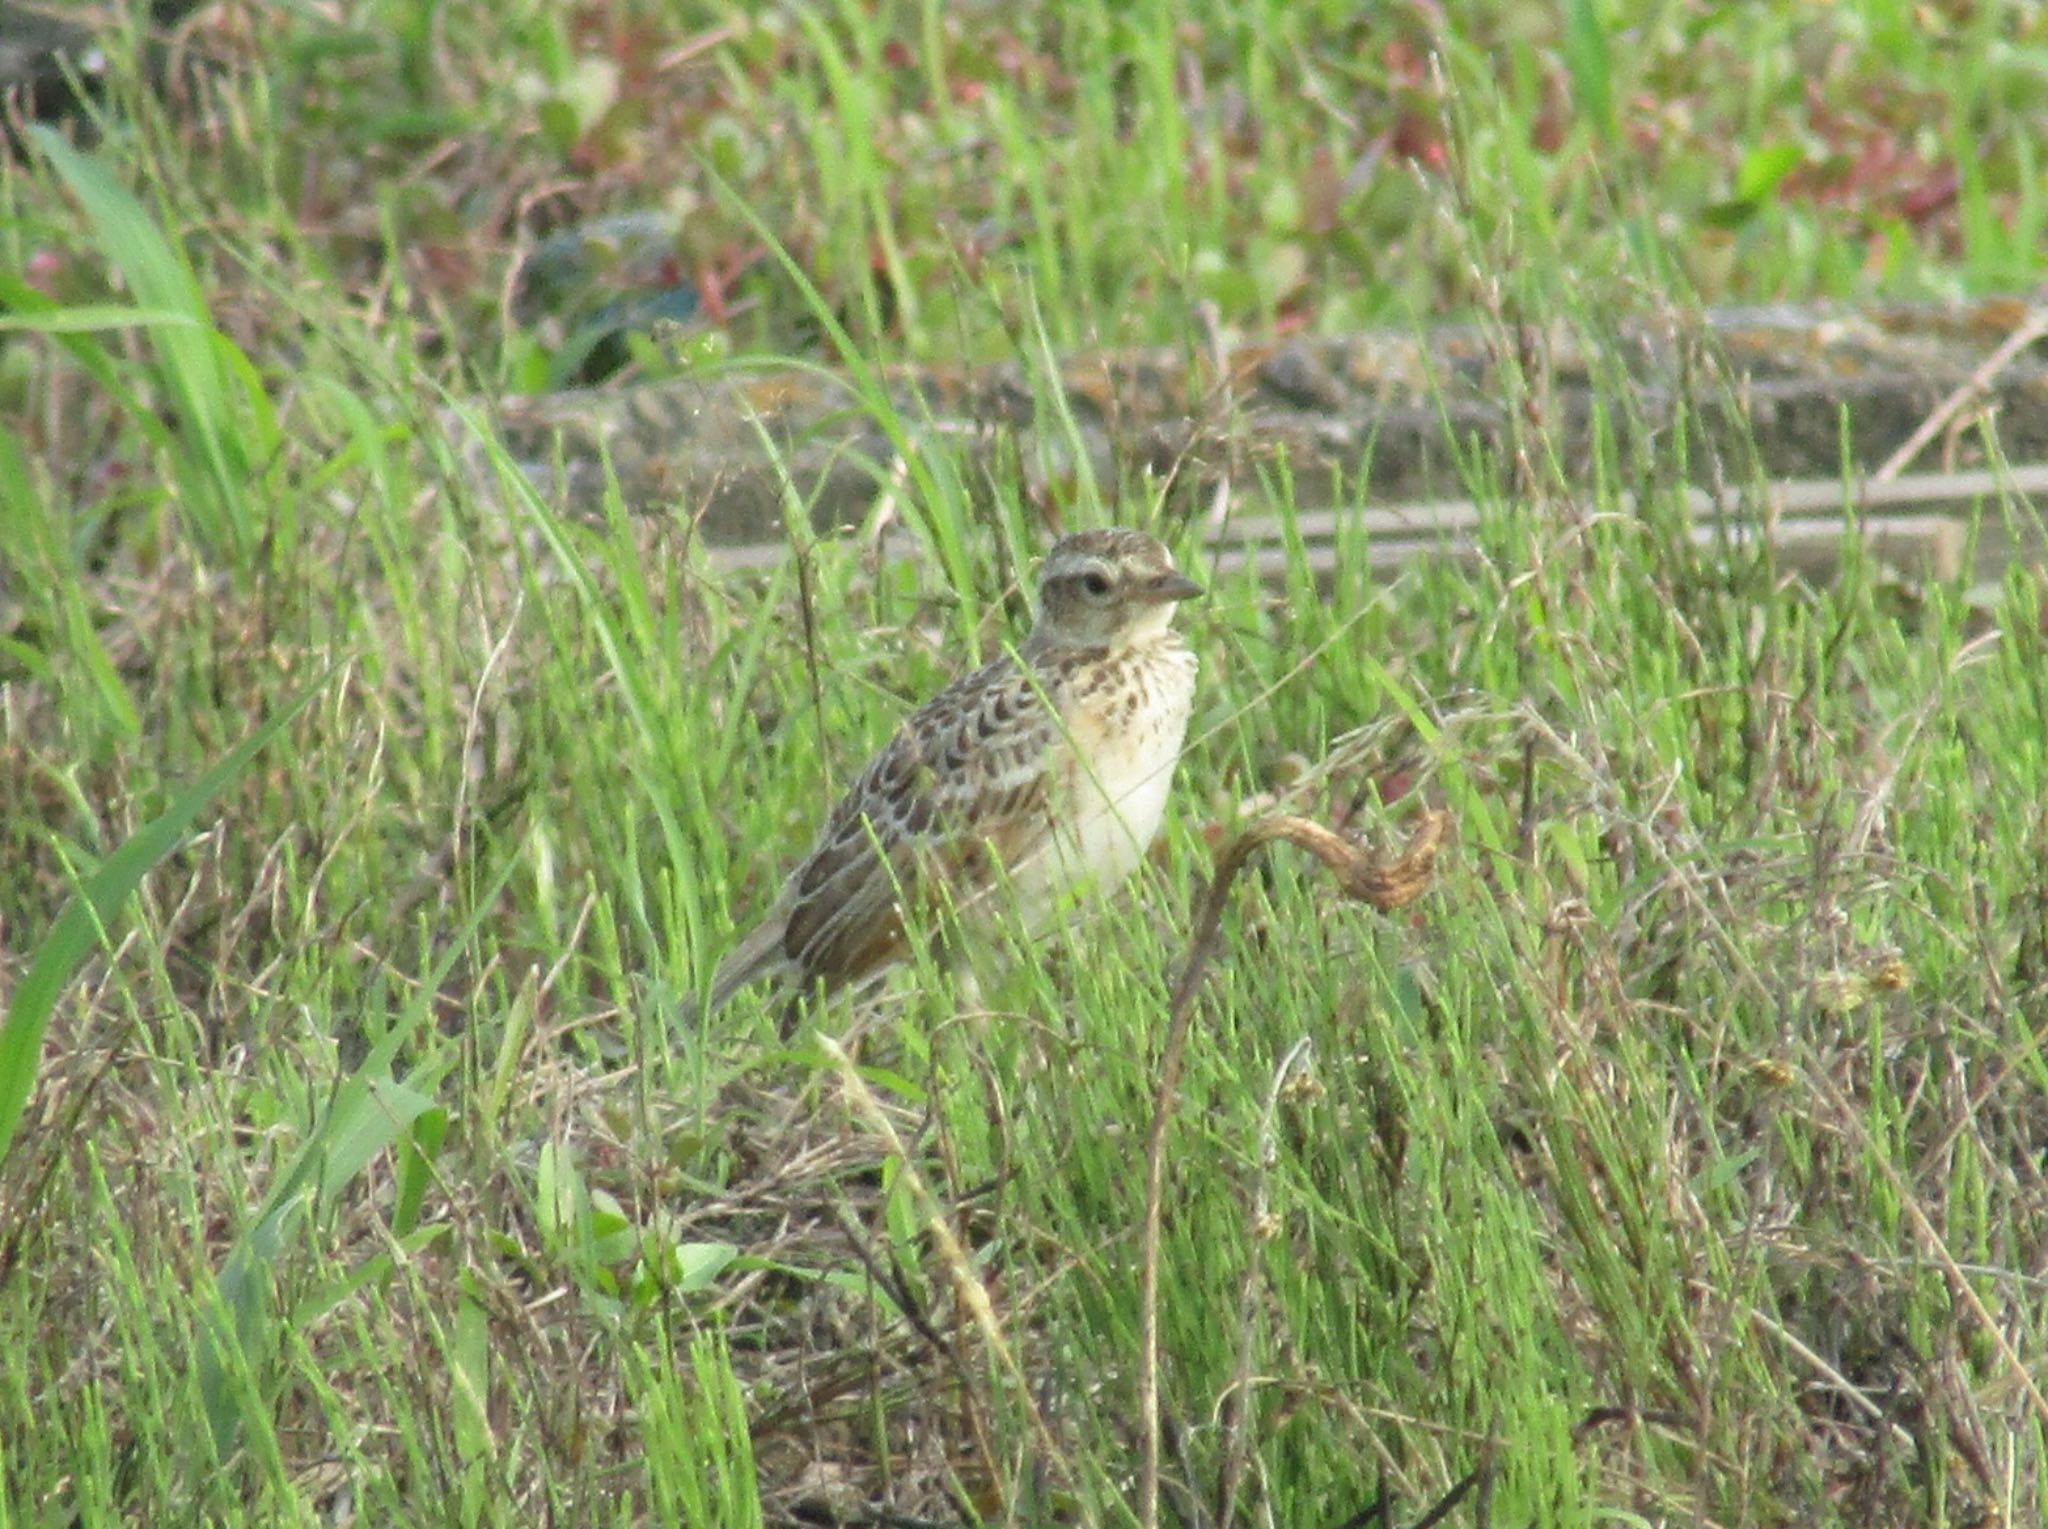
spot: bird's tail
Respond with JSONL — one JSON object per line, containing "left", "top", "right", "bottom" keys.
{"left": 679, "top": 914, "right": 788, "bottom": 1027}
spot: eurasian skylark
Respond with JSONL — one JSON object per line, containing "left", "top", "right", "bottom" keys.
{"left": 685, "top": 528, "right": 1202, "bottom": 1022}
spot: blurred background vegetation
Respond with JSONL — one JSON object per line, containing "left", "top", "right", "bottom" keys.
{"left": 10, "top": 0, "right": 2047, "bottom": 391}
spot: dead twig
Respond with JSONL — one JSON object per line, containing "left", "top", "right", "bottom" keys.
{"left": 1139, "top": 810, "right": 1449, "bottom": 1529}
{"left": 1872, "top": 303, "right": 2048, "bottom": 483}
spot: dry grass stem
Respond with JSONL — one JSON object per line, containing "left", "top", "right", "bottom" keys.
{"left": 1140, "top": 810, "right": 1450, "bottom": 1529}
{"left": 818, "top": 1033, "right": 1075, "bottom": 1504}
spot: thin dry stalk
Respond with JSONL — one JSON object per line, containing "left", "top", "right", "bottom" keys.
{"left": 819, "top": 1034, "right": 1074, "bottom": 1500}
{"left": 1739, "top": 1293, "right": 1917, "bottom": 1452}
{"left": 1872, "top": 304, "right": 2048, "bottom": 483}
{"left": 1216, "top": 1034, "right": 1316, "bottom": 1526}
{"left": 1139, "top": 810, "right": 1450, "bottom": 1529}
{"left": 1805, "top": 1066, "right": 2048, "bottom": 1435}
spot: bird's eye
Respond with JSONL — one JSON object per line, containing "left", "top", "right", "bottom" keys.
{"left": 1080, "top": 570, "right": 1113, "bottom": 598}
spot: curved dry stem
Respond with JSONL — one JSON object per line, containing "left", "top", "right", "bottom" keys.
{"left": 1139, "top": 809, "right": 1449, "bottom": 1529}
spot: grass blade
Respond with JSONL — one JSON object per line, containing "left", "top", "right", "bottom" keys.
{"left": 29, "top": 124, "right": 276, "bottom": 568}
{"left": 196, "top": 844, "right": 521, "bottom": 1452}
{"left": 0, "top": 679, "right": 327, "bottom": 1166}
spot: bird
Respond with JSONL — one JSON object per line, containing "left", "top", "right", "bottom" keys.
{"left": 684, "top": 527, "right": 1203, "bottom": 1024}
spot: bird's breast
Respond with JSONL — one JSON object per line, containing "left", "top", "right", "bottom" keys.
{"left": 1019, "top": 640, "right": 1197, "bottom": 915}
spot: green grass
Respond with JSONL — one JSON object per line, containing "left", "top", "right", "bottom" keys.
{"left": 5, "top": 1, "right": 2048, "bottom": 1525}
{"left": 12, "top": 0, "right": 2045, "bottom": 386}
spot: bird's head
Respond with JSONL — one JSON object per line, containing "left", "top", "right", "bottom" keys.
{"left": 1030, "top": 528, "right": 1203, "bottom": 652}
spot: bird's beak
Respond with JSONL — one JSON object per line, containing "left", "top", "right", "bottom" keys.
{"left": 1137, "top": 570, "right": 1205, "bottom": 604}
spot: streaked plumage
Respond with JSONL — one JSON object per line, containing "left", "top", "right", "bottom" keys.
{"left": 685, "top": 529, "right": 1201, "bottom": 1022}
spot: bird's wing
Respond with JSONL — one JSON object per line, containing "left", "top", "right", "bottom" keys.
{"left": 780, "top": 654, "right": 1064, "bottom": 986}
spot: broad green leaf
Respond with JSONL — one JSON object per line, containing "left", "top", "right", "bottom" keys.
{"left": 0, "top": 306, "right": 201, "bottom": 334}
